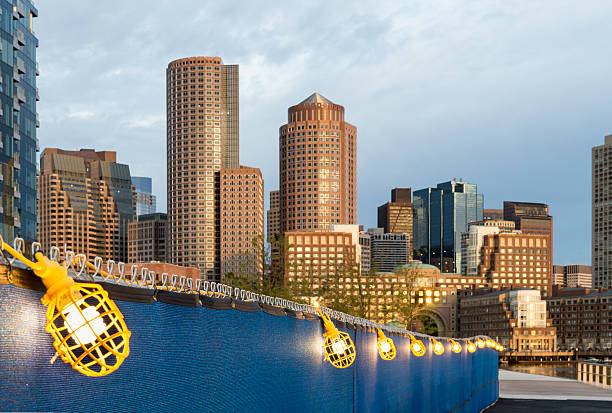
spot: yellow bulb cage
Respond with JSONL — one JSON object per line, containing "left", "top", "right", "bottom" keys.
{"left": 485, "top": 338, "right": 493, "bottom": 348}
{"left": 476, "top": 338, "right": 485, "bottom": 349}
{"left": 467, "top": 340, "right": 476, "bottom": 353}
{"left": 375, "top": 327, "right": 396, "bottom": 360}
{"left": 1, "top": 241, "right": 130, "bottom": 377}
{"left": 450, "top": 339, "right": 462, "bottom": 354}
{"left": 408, "top": 334, "right": 426, "bottom": 357}
{"left": 431, "top": 339, "right": 445, "bottom": 355}
{"left": 315, "top": 306, "right": 355, "bottom": 369}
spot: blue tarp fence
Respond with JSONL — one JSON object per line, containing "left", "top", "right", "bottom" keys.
{"left": 0, "top": 284, "right": 498, "bottom": 412}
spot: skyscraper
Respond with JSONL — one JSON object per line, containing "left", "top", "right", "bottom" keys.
{"left": 220, "top": 166, "right": 264, "bottom": 277}
{"left": 38, "top": 149, "right": 134, "bottom": 262}
{"left": 132, "top": 176, "right": 156, "bottom": 216}
{"left": 377, "top": 188, "right": 413, "bottom": 260}
{"left": 166, "top": 57, "right": 239, "bottom": 280}
{"left": 413, "top": 180, "right": 484, "bottom": 273}
{"left": 592, "top": 135, "right": 612, "bottom": 287}
{"left": 267, "top": 190, "right": 280, "bottom": 242}
{"left": 0, "top": 1, "right": 38, "bottom": 244}
{"left": 127, "top": 213, "right": 167, "bottom": 263}
{"left": 279, "top": 93, "right": 357, "bottom": 233}
{"left": 503, "top": 201, "right": 553, "bottom": 285}
{"left": 367, "top": 228, "right": 410, "bottom": 273}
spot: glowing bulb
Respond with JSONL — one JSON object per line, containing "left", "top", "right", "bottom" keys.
{"left": 450, "top": 339, "right": 462, "bottom": 353}
{"left": 331, "top": 337, "right": 348, "bottom": 355}
{"left": 477, "top": 339, "right": 485, "bottom": 349}
{"left": 380, "top": 340, "right": 392, "bottom": 353}
{"left": 409, "top": 334, "right": 426, "bottom": 357}
{"left": 467, "top": 341, "right": 476, "bottom": 353}
{"left": 63, "top": 302, "right": 107, "bottom": 345}
{"left": 486, "top": 339, "right": 493, "bottom": 347}
{"left": 413, "top": 342, "right": 422, "bottom": 352}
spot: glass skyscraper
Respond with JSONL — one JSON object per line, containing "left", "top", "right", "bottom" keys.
{"left": 0, "top": 1, "right": 38, "bottom": 244}
{"left": 413, "top": 180, "right": 483, "bottom": 273}
{"left": 132, "top": 176, "right": 156, "bottom": 216}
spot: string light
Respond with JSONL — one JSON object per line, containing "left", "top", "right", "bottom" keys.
{"left": 466, "top": 340, "right": 476, "bottom": 353}
{"left": 431, "top": 339, "right": 445, "bottom": 355}
{"left": 375, "top": 327, "right": 396, "bottom": 360}
{"left": 476, "top": 338, "right": 485, "bottom": 349}
{"left": 408, "top": 334, "right": 426, "bottom": 357}
{"left": 0, "top": 240, "right": 130, "bottom": 377}
{"left": 485, "top": 338, "right": 493, "bottom": 348}
{"left": 314, "top": 303, "right": 355, "bottom": 368}
{"left": 450, "top": 339, "right": 462, "bottom": 353}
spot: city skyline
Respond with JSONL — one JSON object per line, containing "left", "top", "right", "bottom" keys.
{"left": 36, "top": 1, "right": 612, "bottom": 265}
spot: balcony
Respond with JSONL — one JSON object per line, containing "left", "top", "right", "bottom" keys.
{"left": 16, "top": 87, "right": 25, "bottom": 103}
{"left": 15, "top": 30, "right": 25, "bottom": 46}
{"left": 16, "top": 57, "right": 25, "bottom": 74}
{"left": 13, "top": 97, "right": 20, "bottom": 111}
{"left": 36, "top": 88, "right": 39, "bottom": 101}
{"left": 14, "top": 159, "right": 20, "bottom": 170}
{"left": 13, "top": 67, "right": 20, "bottom": 82}
{"left": 12, "top": 37, "right": 19, "bottom": 50}
{"left": 36, "top": 113, "right": 40, "bottom": 128}
{"left": 13, "top": 128, "right": 20, "bottom": 141}
{"left": 36, "top": 62, "right": 39, "bottom": 76}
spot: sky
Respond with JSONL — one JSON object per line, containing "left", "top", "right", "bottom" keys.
{"left": 36, "top": 0, "right": 612, "bottom": 265}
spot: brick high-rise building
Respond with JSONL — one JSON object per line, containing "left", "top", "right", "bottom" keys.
{"left": 279, "top": 93, "right": 357, "bottom": 233}
{"left": 377, "top": 188, "right": 413, "bottom": 259}
{"left": 503, "top": 201, "right": 553, "bottom": 284}
{"left": 592, "top": 135, "right": 612, "bottom": 288}
{"left": 127, "top": 213, "right": 167, "bottom": 263}
{"left": 267, "top": 190, "right": 280, "bottom": 242}
{"left": 166, "top": 56, "right": 239, "bottom": 280}
{"left": 220, "top": 166, "right": 264, "bottom": 277}
{"left": 0, "top": 2, "right": 39, "bottom": 244}
{"left": 478, "top": 232, "right": 552, "bottom": 295}
{"left": 38, "top": 149, "right": 135, "bottom": 262}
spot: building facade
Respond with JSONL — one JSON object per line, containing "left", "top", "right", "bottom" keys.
{"left": 592, "top": 135, "right": 612, "bottom": 288}
{"left": 132, "top": 176, "right": 156, "bottom": 216}
{"left": 368, "top": 228, "right": 410, "bottom": 273}
{"left": 460, "top": 220, "right": 516, "bottom": 275}
{"left": 166, "top": 56, "right": 239, "bottom": 280}
{"left": 547, "top": 288, "right": 612, "bottom": 350}
{"left": 359, "top": 230, "right": 371, "bottom": 274}
{"left": 413, "top": 180, "right": 484, "bottom": 273}
{"left": 127, "top": 213, "right": 167, "bottom": 263}
{"left": 220, "top": 166, "right": 265, "bottom": 277}
{"left": 552, "top": 264, "right": 592, "bottom": 288}
{"left": 279, "top": 93, "right": 357, "bottom": 233}
{"left": 377, "top": 188, "right": 413, "bottom": 259}
{"left": 478, "top": 232, "right": 552, "bottom": 295}
{"left": 484, "top": 209, "right": 504, "bottom": 221}
{"left": 267, "top": 190, "right": 280, "bottom": 242}
{"left": 0, "top": 1, "right": 39, "bottom": 244}
{"left": 38, "top": 149, "right": 135, "bottom": 262}
{"left": 503, "top": 201, "right": 553, "bottom": 283}
{"left": 459, "top": 289, "right": 556, "bottom": 351}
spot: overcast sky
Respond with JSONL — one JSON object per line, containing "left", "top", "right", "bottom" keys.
{"left": 37, "top": 1, "right": 612, "bottom": 265}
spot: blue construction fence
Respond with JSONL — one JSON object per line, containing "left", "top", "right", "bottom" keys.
{"left": 0, "top": 283, "right": 498, "bottom": 412}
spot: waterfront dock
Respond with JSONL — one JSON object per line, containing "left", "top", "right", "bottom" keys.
{"left": 487, "top": 369, "right": 612, "bottom": 412}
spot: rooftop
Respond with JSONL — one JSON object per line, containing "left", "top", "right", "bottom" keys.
{"left": 299, "top": 92, "right": 334, "bottom": 105}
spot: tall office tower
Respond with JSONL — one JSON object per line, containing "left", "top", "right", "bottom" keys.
{"left": 220, "top": 166, "right": 264, "bottom": 277}
{"left": 592, "top": 135, "right": 612, "bottom": 287}
{"left": 267, "top": 190, "right": 280, "bottom": 241}
{"left": 0, "top": 2, "right": 39, "bottom": 244}
{"left": 367, "top": 228, "right": 410, "bottom": 273}
{"left": 132, "top": 176, "right": 156, "bottom": 216}
{"left": 503, "top": 201, "right": 553, "bottom": 286}
{"left": 127, "top": 213, "right": 167, "bottom": 263}
{"left": 279, "top": 93, "right": 357, "bottom": 233}
{"left": 460, "top": 220, "right": 516, "bottom": 275}
{"left": 478, "top": 232, "right": 551, "bottom": 295}
{"left": 38, "top": 149, "right": 135, "bottom": 262}
{"left": 167, "top": 57, "right": 239, "bottom": 280}
{"left": 377, "top": 188, "right": 413, "bottom": 260}
{"left": 413, "top": 180, "right": 484, "bottom": 273}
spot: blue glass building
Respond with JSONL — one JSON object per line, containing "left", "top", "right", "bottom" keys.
{"left": 131, "top": 176, "right": 156, "bottom": 216}
{"left": 413, "top": 180, "right": 483, "bottom": 273}
{"left": 0, "top": 1, "right": 38, "bottom": 244}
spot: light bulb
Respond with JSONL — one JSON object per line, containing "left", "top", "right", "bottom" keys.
{"left": 380, "top": 340, "right": 392, "bottom": 353}
{"left": 412, "top": 342, "right": 422, "bottom": 352}
{"left": 486, "top": 339, "right": 493, "bottom": 347}
{"left": 452, "top": 343, "right": 461, "bottom": 352}
{"left": 63, "top": 302, "right": 107, "bottom": 345}
{"left": 467, "top": 341, "right": 476, "bottom": 353}
{"left": 331, "top": 337, "right": 348, "bottom": 355}
{"left": 433, "top": 341, "right": 444, "bottom": 355}
{"left": 477, "top": 339, "right": 485, "bottom": 349}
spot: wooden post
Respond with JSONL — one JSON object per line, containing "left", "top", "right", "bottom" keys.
{"left": 588, "top": 364, "right": 593, "bottom": 384}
